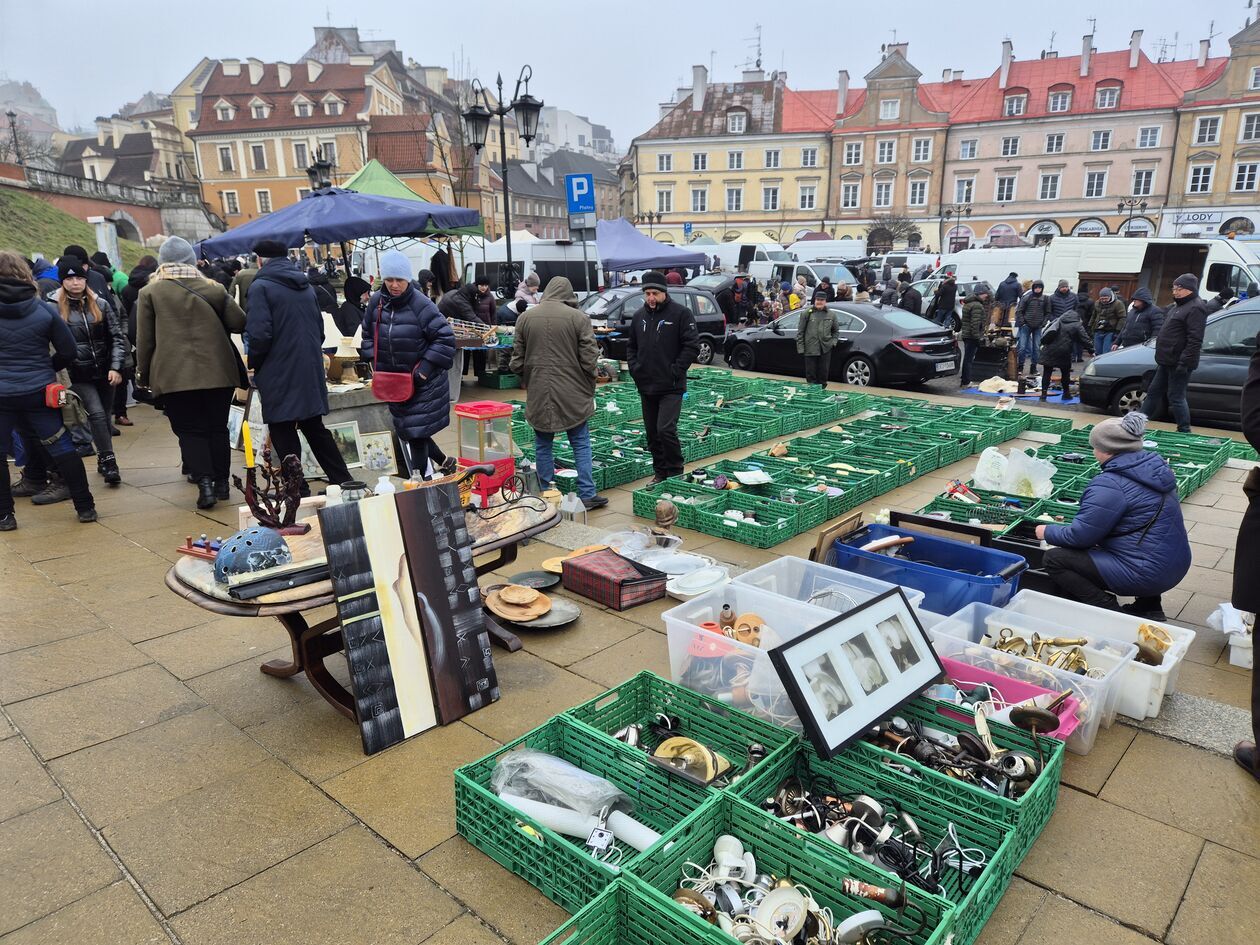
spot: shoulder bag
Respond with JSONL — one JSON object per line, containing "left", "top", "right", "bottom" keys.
{"left": 369, "top": 297, "right": 415, "bottom": 403}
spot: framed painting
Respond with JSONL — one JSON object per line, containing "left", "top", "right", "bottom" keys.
{"left": 327, "top": 420, "right": 363, "bottom": 469}
{"left": 359, "top": 431, "right": 399, "bottom": 478}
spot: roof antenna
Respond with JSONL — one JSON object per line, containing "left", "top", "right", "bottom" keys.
{"left": 888, "top": 28, "right": 898, "bottom": 44}
{"left": 1047, "top": 30, "right": 1056, "bottom": 53}
{"left": 1087, "top": 16, "right": 1097, "bottom": 33}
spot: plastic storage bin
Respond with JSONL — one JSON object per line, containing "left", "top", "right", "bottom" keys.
{"left": 830, "top": 524, "right": 1028, "bottom": 614}
{"left": 733, "top": 555, "right": 925, "bottom": 613}
{"left": 928, "top": 603, "right": 1137, "bottom": 754}
{"left": 538, "top": 879, "right": 722, "bottom": 945}
{"left": 1001, "top": 590, "right": 1196, "bottom": 720}
{"left": 937, "top": 656, "right": 1081, "bottom": 741}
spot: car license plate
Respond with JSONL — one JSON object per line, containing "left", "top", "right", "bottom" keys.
{"left": 936, "top": 360, "right": 956, "bottom": 372}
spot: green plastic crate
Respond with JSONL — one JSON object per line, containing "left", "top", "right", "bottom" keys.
{"left": 1027, "top": 414, "right": 1074, "bottom": 435}
{"left": 678, "top": 424, "right": 739, "bottom": 462}
{"left": 1229, "top": 439, "right": 1260, "bottom": 462}
{"left": 454, "top": 715, "right": 710, "bottom": 914}
{"left": 691, "top": 490, "right": 800, "bottom": 547}
{"left": 760, "top": 463, "right": 880, "bottom": 517}
{"left": 917, "top": 497, "right": 1035, "bottom": 528}
{"left": 1026, "top": 497, "right": 1081, "bottom": 524}
{"left": 539, "top": 879, "right": 726, "bottom": 945}
{"left": 631, "top": 479, "right": 720, "bottom": 529}
{"left": 632, "top": 793, "right": 956, "bottom": 945}
{"left": 476, "top": 371, "right": 520, "bottom": 389}
{"left": 743, "top": 481, "right": 831, "bottom": 529}
{"left": 733, "top": 746, "right": 1018, "bottom": 945}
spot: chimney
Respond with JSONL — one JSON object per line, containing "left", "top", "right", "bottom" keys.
{"left": 692, "top": 64, "right": 708, "bottom": 112}
{"left": 246, "top": 58, "right": 264, "bottom": 84}
{"left": 349, "top": 54, "right": 375, "bottom": 66}
{"left": 1198, "top": 39, "right": 1211, "bottom": 67}
{"left": 837, "top": 70, "right": 850, "bottom": 114}
{"left": 95, "top": 118, "right": 109, "bottom": 146}
{"left": 659, "top": 101, "right": 676, "bottom": 119}
{"left": 1041, "top": 50, "right": 1058, "bottom": 59}
{"left": 112, "top": 122, "right": 124, "bottom": 150}
{"left": 277, "top": 62, "right": 291, "bottom": 87}
{"left": 221, "top": 58, "right": 241, "bottom": 77}
{"left": 1129, "top": 30, "right": 1143, "bottom": 69}
{"left": 887, "top": 42, "right": 909, "bottom": 59}
{"left": 999, "top": 39, "right": 1014, "bottom": 89}
{"left": 953, "top": 70, "right": 964, "bottom": 82}
{"left": 306, "top": 59, "right": 323, "bottom": 82}
{"left": 1080, "top": 34, "right": 1093, "bottom": 77}
{"left": 676, "top": 84, "right": 692, "bottom": 104}
{"left": 742, "top": 68, "right": 765, "bottom": 82}
{"left": 942, "top": 68, "right": 952, "bottom": 82}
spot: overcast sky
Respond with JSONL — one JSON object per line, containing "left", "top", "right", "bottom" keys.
{"left": 0, "top": 0, "right": 1246, "bottom": 143}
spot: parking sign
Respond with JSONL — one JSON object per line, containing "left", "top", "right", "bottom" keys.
{"left": 683, "top": 222, "right": 693, "bottom": 237}
{"left": 565, "top": 173, "right": 596, "bottom": 215}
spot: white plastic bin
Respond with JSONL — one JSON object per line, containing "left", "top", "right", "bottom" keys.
{"left": 1001, "top": 590, "right": 1197, "bottom": 720}
{"left": 929, "top": 603, "right": 1137, "bottom": 755}
{"left": 914, "top": 608, "right": 950, "bottom": 631}
{"left": 734, "top": 556, "right": 925, "bottom": 613}
{"left": 664, "top": 584, "right": 835, "bottom": 731}
{"left": 1229, "top": 632, "right": 1254, "bottom": 669}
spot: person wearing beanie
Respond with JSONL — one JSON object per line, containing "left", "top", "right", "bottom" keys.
{"left": 1035, "top": 412, "right": 1190, "bottom": 619}
{"left": 335, "top": 275, "right": 371, "bottom": 336}
{"left": 797, "top": 289, "right": 839, "bottom": 387}
{"left": 514, "top": 271, "right": 542, "bottom": 306}
{"left": 626, "top": 270, "right": 699, "bottom": 482}
{"left": 1049, "top": 278, "right": 1077, "bottom": 319}
{"left": 896, "top": 276, "right": 922, "bottom": 316}
{"left": 958, "top": 282, "right": 992, "bottom": 387}
{"left": 438, "top": 271, "right": 495, "bottom": 377}
{"left": 1141, "top": 273, "right": 1209, "bottom": 433}
{"left": 1015, "top": 279, "right": 1050, "bottom": 374}
{"left": 136, "top": 236, "right": 247, "bottom": 509}
{"left": 1037, "top": 302, "right": 1092, "bottom": 401}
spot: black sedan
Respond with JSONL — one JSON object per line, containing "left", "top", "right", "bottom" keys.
{"left": 1079, "top": 301, "right": 1260, "bottom": 426}
{"left": 580, "top": 285, "right": 727, "bottom": 365}
{"left": 722, "top": 303, "right": 959, "bottom": 387}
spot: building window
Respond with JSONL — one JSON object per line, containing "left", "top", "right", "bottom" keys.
{"left": 324, "top": 100, "right": 343, "bottom": 116}
{"left": 1195, "top": 116, "right": 1221, "bottom": 145}
{"left": 843, "top": 141, "right": 862, "bottom": 165}
{"left": 727, "top": 112, "right": 746, "bottom": 133}
{"left": 215, "top": 105, "right": 233, "bottom": 121}
{"left": 959, "top": 138, "right": 978, "bottom": 159}
{"left": 250, "top": 144, "right": 266, "bottom": 171}
{"left": 1252, "top": 67, "right": 1260, "bottom": 90}
{"left": 801, "top": 147, "right": 818, "bottom": 167}
{"left": 762, "top": 186, "right": 780, "bottom": 211}
{"left": 1045, "top": 133, "right": 1064, "bottom": 154}
{"left": 319, "top": 141, "right": 337, "bottom": 166}
{"left": 217, "top": 145, "right": 234, "bottom": 172}
{"left": 1039, "top": 173, "right": 1060, "bottom": 200}
{"left": 840, "top": 182, "right": 859, "bottom": 209}
{"left": 1048, "top": 90, "right": 1071, "bottom": 112}
{"left": 1138, "top": 126, "right": 1161, "bottom": 149}
{"left": 293, "top": 142, "right": 308, "bottom": 169}
{"left": 1001, "top": 94, "right": 1025, "bottom": 117}
{"left": 1243, "top": 114, "right": 1260, "bottom": 142}
{"left": 251, "top": 104, "right": 266, "bottom": 119}
{"left": 995, "top": 176, "right": 1016, "bottom": 202}
{"left": 691, "top": 187, "right": 707, "bottom": 212}
{"left": 764, "top": 148, "right": 781, "bottom": 169}
{"left": 223, "top": 191, "right": 239, "bottom": 214}
{"left": 256, "top": 190, "right": 272, "bottom": 213}
{"left": 1132, "top": 169, "right": 1154, "bottom": 196}
{"left": 1084, "top": 170, "right": 1107, "bottom": 198}
{"left": 954, "top": 178, "right": 974, "bottom": 203}
{"left": 1188, "top": 165, "right": 1214, "bottom": 193}
{"left": 726, "top": 186, "right": 743, "bottom": 211}
{"left": 1234, "top": 163, "right": 1259, "bottom": 192}
{"left": 879, "top": 99, "right": 900, "bottom": 119}
{"left": 908, "top": 179, "right": 927, "bottom": 206}
{"left": 657, "top": 153, "right": 672, "bottom": 172}
{"left": 874, "top": 181, "right": 892, "bottom": 208}
{"left": 692, "top": 152, "right": 707, "bottom": 171}
{"left": 1001, "top": 136, "right": 1020, "bottom": 157}
{"left": 656, "top": 189, "right": 672, "bottom": 212}
{"left": 1091, "top": 130, "right": 1111, "bottom": 151}
{"left": 294, "top": 101, "right": 311, "bottom": 118}
{"left": 1095, "top": 86, "right": 1120, "bottom": 109}
{"left": 799, "top": 184, "right": 817, "bottom": 210}
{"left": 912, "top": 137, "right": 931, "bottom": 162}
{"left": 876, "top": 139, "right": 895, "bottom": 164}
{"left": 296, "top": 187, "right": 311, "bottom": 200}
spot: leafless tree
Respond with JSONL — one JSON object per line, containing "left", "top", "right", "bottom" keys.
{"left": 865, "top": 212, "right": 922, "bottom": 245}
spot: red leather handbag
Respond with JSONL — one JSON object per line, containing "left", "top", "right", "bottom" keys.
{"left": 369, "top": 299, "right": 414, "bottom": 403}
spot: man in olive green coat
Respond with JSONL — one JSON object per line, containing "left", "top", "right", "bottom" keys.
{"left": 959, "top": 282, "right": 991, "bottom": 387}
{"left": 796, "top": 289, "right": 839, "bottom": 387}
{"left": 510, "top": 277, "right": 607, "bottom": 509}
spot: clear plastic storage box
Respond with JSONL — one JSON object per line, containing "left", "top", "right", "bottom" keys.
{"left": 733, "top": 556, "right": 925, "bottom": 613}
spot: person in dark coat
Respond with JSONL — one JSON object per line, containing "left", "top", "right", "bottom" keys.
{"left": 496, "top": 298, "right": 527, "bottom": 326}
{"left": 1141, "top": 273, "right": 1209, "bottom": 433}
{"left": 1091, "top": 287, "right": 1126, "bottom": 356}
{"left": 994, "top": 271, "right": 1022, "bottom": 322}
{"left": 1038, "top": 308, "right": 1091, "bottom": 400}
{"left": 114, "top": 255, "right": 158, "bottom": 427}
{"left": 929, "top": 273, "right": 958, "bottom": 326}
{"left": 335, "top": 275, "right": 371, "bottom": 337}
{"left": 414, "top": 268, "right": 438, "bottom": 302}
{"left": 896, "top": 275, "right": 922, "bottom": 315}
{"left": 958, "top": 283, "right": 991, "bottom": 387}
{"left": 306, "top": 266, "right": 337, "bottom": 314}
{"left": 1036, "top": 412, "right": 1190, "bottom": 618}
{"left": 1116, "top": 287, "right": 1164, "bottom": 349}
{"left": 1015, "top": 280, "right": 1051, "bottom": 374}
{"left": 361, "top": 250, "right": 456, "bottom": 476}
{"left": 626, "top": 270, "right": 699, "bottom": 482}
{"left": 0, "top": 250, "right": 97, "bottom": 528}
{"left": 247, "top": 241, "right": 351, "bottom": 491}
{"left": 61, "top": 244, "right": 116, "bottom": 310}
{"left": 819, "top": 277, "right": 836, "bottom": 303}
{"left": 439, "top": 278, "right": 495, "bottom": 377}
{"left": 32, "top": 256, "right": 60, "bottom": 298}
{"left": 1231, "top": 342, "right": 1260, "bottom": 783}
{"left": 1048, "top": 279, "right": 1076, "bottom": 317}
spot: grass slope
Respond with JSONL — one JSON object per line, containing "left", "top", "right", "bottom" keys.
{"left": 0, "top": 187, "right": 149, "bottom": 269}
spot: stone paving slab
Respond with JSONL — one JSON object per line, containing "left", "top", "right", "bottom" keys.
{"left": 0, "top": 881, "right": 169, "bottom": 945}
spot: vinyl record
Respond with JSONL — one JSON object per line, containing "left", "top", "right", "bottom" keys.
{"left": 508, "top": 570, "right": 561, "bottom": 590}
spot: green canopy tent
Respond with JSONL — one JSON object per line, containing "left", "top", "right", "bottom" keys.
{"left": 341, "top": 160, "right": 484, "bottom": 237}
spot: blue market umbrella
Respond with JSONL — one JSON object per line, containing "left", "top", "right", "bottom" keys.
{"left": 195, "top": 187, "right": 482, "bottom": 257}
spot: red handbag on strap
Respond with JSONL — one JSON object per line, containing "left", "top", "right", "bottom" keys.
{"left": 369, "top": 298, "right": 415, "bottom": 403}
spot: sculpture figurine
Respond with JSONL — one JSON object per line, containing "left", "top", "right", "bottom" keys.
{"left": 232, "top": 446, "right": 311, "bottom": 535}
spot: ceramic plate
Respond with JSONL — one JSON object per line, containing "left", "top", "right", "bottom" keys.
{"left": 509, "top": 570, "right": 561, "bottom": 590}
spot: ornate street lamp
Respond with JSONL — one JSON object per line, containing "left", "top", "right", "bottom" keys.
{"left": 634, "top": 211, "right": 662, "bottom": 236}
{"left": 5, "top": 110, "right": 22, "bottom": 166}
{"left": 1117, "top": 197, "right": 1149, "bottom": 235}
{"left": 940, "top": 203, "right": 972, "bottom": 251}
{"left": 305, "top": 156, "right": 334, "bottom": 192}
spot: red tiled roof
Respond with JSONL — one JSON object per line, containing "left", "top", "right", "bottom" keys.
{"left": 189, "top": 62, "right": 370, "bottom": 136}
{"left": 368, "top": 114, "right": 434, "bottom": 172}
{"left": 781, "top": 89, "right": 834, "bottom": 132}
{"left": 1156, "top": 57, "right": 1230, "bottom": 94}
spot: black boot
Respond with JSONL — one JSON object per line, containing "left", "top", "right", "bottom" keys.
{"left": 213, "top": 479, "right": 230, "bottom": 500}
{"left": 196, "top": 477, "right": 217, "bottom": 509}
{"left": 98, "top": 453, "right": 121, "bottom": 486}
{"left": 49, "top": 451, "right": 96, "bottom": 521}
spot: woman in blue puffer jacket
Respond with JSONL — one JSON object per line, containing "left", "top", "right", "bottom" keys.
{"left": 361, "top": 250, "right": 456, "bottom": 476}
{"left": 1035, "top": 412, "right": 1190, "bottom": 620}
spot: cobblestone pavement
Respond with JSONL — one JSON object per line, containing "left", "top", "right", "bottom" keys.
{"left": 1, "top": 374, "right": 1256, "bottom": 945}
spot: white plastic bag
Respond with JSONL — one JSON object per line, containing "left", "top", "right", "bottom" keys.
{"left": 972, "top": 447, "right": 1007, "bottom": 491}
{"left": 1002, "top": 448, "right": 1057, "bottom": 499}
{"left": 491, "top": 748, "right": 630, "bottom": 815}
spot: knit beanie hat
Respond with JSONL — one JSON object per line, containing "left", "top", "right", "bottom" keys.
{"left": 90, "top": 251, "right": 111, "bottom": 268}
{"left": 642, "top": 270, "right": 669, "bottom": 291}
{"left": 57, "top": 256, "right": 89, "bottom": 281}
{"left": 1174, "top": 273, "right": 1199, "bottom": 292}
{"left": 158, "top": 236, "right": 196, "bottom": 266}
{"left": 974, "top": 281, "right": 992, "bottom": 296}
{"left": 813, "top": 288, "right": 829, "bottom": 301}
{"left": 1090, "top": 411, "right": 1147, "bottom": 455}
{"left": 379, "top": 249, "right": 412, "bottom": 281}
{"left": 62, "top": 244, "right": 90, "bottom": 262}
{"left": 1099, "top": 287, "right": 1114, "bottom": 300}
{"left": 1057, "top": 279, "right": 1070, "bottom": 289}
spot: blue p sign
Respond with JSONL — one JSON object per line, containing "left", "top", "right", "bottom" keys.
{"left": 565, "top": 173, "right": 596, "bottom": 214}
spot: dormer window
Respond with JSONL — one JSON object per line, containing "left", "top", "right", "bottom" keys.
{"left": 322, "top": 94, "right": 344, "bottom": 117}
{"left": 1096, "top": 85, "right": 1121, "bottom": 109}
{"left": 293, "top": 96, "right": 313, "bottom": 118}
{"left": 214, "top": 100, "right": 235, "bottom": 122}
{"left": 251, "top": 105, "right": 266, "bottom": 119}
{"left": 1003, "top": 93, "right": 1027, "bottom": 117}
{"left": 1048, "top": 89, "right": 1072, "bottom": 112}
{"left": 727, "top": 111, "right": 747, "bottom": 134}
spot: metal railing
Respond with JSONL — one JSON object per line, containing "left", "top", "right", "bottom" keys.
{"left": 22, "top": 167, "right": 203, "bottom": 208}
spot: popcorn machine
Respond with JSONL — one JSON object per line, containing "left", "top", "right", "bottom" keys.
{"left": 455, "top": 401, "right": 526, "bottom": 505}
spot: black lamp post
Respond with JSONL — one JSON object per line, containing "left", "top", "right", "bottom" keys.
{"left": 634, "top": 211, "right": 661, "bottom": 236}
{"left": 5, "top": 110, "right": 22, "bottom": 166}
{"left": 462, "top": 66, "right": 543, "bottom": 294}
{"left": 306, "top": 156, "right": 334, "bottom": 192}
{"left": 1117, "top": 197, "right": 1149, "bottom": 235}
{"left": 939, "top": 203, "right": 972, "bottom": 251}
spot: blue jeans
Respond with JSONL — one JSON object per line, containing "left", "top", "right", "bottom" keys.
{"left": 1017, "top": 326, "right": 1042, "bottom": 369}
{"left": 1094, "top": 331, "right": 1114, "bottom": 358}
{"left": 535, "top": 421, "right": 595, "bottom": 500}
{"left": 1141, "top": 365, "right": 1192, "bottom": 433}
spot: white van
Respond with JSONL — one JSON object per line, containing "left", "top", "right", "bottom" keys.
{"left": 709, "top": 242, "right": 795, "bottom": 281}
{"left": 931, "top": 247, "right": 1048, "bottom": 287}
{"left": 461, "top": 239, "right": 602, "bottom": 297}
{"left": 788, "top": 238, "right": 868, "bottom": 262}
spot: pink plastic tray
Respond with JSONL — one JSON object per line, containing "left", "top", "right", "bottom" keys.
{"left": 936, "top": 656, "right": 1082, "bottom": 741}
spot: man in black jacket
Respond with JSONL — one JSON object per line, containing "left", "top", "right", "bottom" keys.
{"left": 929, "top": 273, "right": 958, "bottom": 327}
{"left": 627, "top": 270, "right": 699, "bottom": 482}
{"left": 995, "top": 271, "right": 1022, "bottom": 324}
{"left": 896, "top": 275, "right": 922, "bottom": 315}
{"left": 1015, "top": 280, "right": 1051, "bottom": 374}
{"left": 439, "top": 278, "right": 495, "bottom": 377}
{"left": 1141, "top": 273, "right": 1209, "bottom": 433}
{"left": 1232, "top": 344, "right": 1260, "bottom": 784}
{"left": 1116, "top": 287, "right": 1164, "bottom": 348}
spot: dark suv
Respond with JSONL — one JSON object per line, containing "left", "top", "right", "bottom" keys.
{"left": 579, "top": 286, "right": 728, "bottom": 364}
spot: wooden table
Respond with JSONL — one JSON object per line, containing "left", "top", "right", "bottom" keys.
{"left": 165, "top": 499, "right": 560, "bottom": 720}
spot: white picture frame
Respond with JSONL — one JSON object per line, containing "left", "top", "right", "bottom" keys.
{"left": 227, "top": 405, "right": 245, "bottom": 451}
{"left": 358, "top": 430, "right": 398, "bottom": 477}
{"left": 326, "top": 420, "right": 363, "bottom": 469}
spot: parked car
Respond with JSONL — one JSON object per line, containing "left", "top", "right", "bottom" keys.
{"left": 722, "top": 302, "right": 959, "bottom": 387}
{"left": 909, "top": 278, "right": 985, "bottom": 332}
{"left": 1079, "top": 301, "right": 1260, "bottom": 426}
{"left": 580, "top": 285, "right": 727, "bottom": 365}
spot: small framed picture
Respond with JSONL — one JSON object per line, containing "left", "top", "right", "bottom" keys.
{"left": 227, "top": 405, "right": 245, "bottom": 450}
{"left": 358, "top": 431, "right": 398, "bottom": 477}
{"left": 327, "top": 420, "right": 363, "bottom": 469}
{"left": 768, "top": 588, "right": 944, "bottom": 759}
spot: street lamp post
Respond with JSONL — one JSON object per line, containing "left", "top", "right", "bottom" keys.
{"left": 5, "top": 110, "right": 22, "bottom": 166}
{"left": 1117, "top": 197, "right": 1149, "bottom": 236}
{"left": 462, "top": 66, "right": 543, "bottom": 295}
{"left": 306, "top": 157, "right": 334, "bottom": 192}
{"left": 939, "top": 203, "right": 972, "bottom": 252}
{"left": 634, "top": 211, "right": 661, "bottom": 237}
